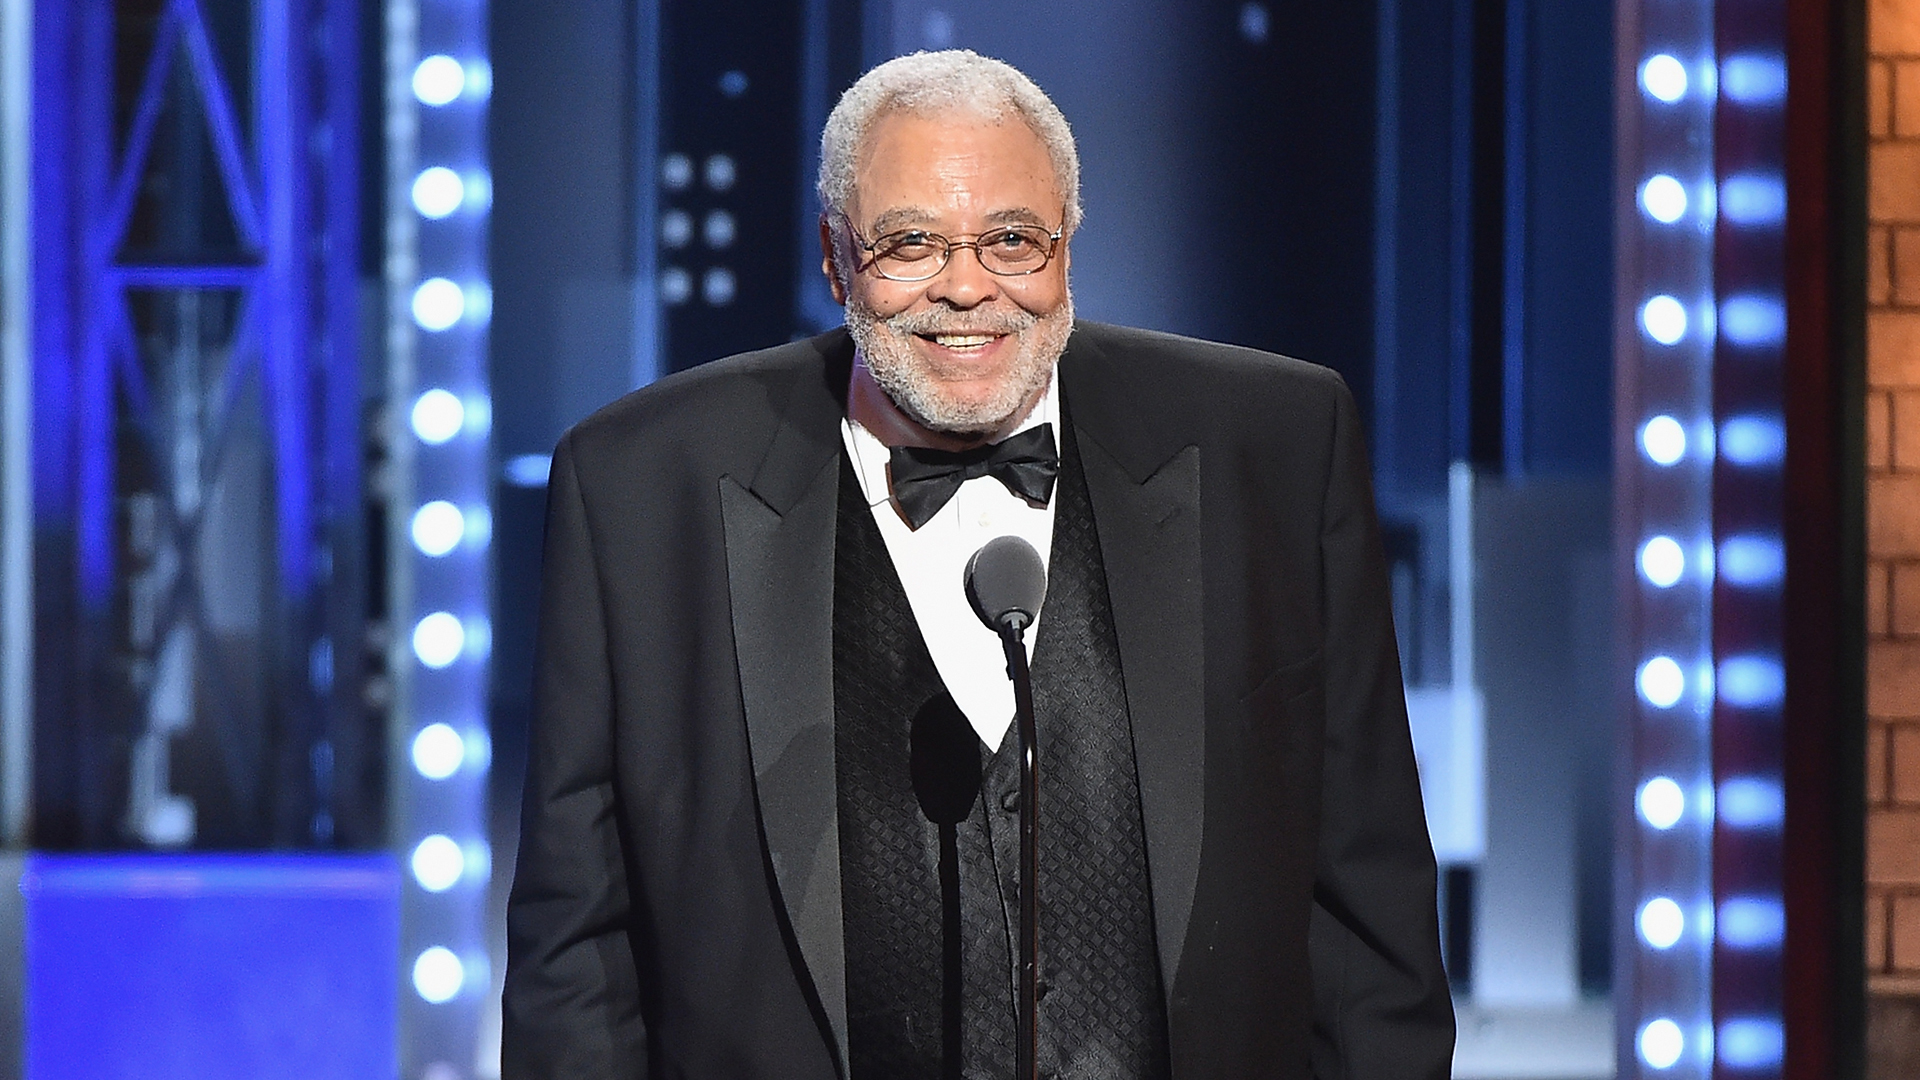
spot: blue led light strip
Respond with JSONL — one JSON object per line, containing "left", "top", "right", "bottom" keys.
{"left": 386, "top": 0, "right": 493, "bottom": 1072}
{"left": 1619, "top": 5, "right": 1718, "bottom": 1076}
{"left": 1620, "top": 3, "right": 1793, "bottom": 1076}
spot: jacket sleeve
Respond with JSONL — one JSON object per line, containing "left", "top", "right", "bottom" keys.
{"left": 1307, "top": 376, "right": 1456, "bottom": 1079}
{"left": 502, "top": 431, "right": 649, "bottom": 1078}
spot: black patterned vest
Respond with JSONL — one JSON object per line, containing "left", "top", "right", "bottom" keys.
{"left": 833, "top": 422, "right": 1171, "bottom": 1080}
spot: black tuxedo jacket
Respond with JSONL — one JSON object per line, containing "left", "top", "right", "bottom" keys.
{"left": 502, "top": 321, "right": 1454, "bottom": 1079}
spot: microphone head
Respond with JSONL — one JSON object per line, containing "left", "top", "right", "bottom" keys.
{"left": 965, "top": 535, "right": 1048, "bottom": 634}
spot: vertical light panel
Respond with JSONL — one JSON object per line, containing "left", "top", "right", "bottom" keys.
{"left": 0, "top": 0, "right": 30, "bottom": 849}
{"left": 387, "top": 0, "right": 492, "bottom": 1074}
{"left": 1620, "top": 1, "right": 1794, "bottom": 1076}
{"left": 1617, "top": 2, "right": 1718, "bottom": 1076}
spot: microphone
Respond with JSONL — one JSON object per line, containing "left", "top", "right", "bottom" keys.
{"left": 964, "top": 535, "right": 1048, "bottom": 634}
{"left": 964, "top": 534, "right": 1047, "bottom": 1080}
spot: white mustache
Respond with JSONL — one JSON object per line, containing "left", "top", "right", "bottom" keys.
{"left": 883, "top": 306, "right": 1039, "bottom": 337}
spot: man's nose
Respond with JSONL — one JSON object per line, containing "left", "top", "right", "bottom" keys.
{"left": 922, "top": 244, "right": 999, "bottom": 308}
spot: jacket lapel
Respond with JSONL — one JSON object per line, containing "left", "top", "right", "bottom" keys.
{"left": 720, "top": 334, "right": 853, "bottom": 1071}
{"left": 1061, "top": 330, "right": 1207, "bottom": 1000}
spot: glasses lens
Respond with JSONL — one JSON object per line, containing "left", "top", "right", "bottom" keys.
{"left": 871, "top": 231, "right": 947, "bottom": 280}
{"left": 976, "top": 227, "right": 1052, "bottom": 274}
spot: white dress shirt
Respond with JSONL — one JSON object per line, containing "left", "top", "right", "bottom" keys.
{"left": 839, "top": 375, "right": 1059, "bottom": 750}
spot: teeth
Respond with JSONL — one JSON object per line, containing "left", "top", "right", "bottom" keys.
{"left": 931, "top": 334, "right": 993, "bottom": 347}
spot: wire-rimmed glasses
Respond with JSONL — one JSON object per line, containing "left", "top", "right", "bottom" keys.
{"left": 842, "top": 216, "right": 1066, "bottom": 282}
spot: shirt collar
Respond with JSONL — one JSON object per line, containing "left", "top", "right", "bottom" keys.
{"left": 841, "top": 358, "right": 1061, "bottom": 510}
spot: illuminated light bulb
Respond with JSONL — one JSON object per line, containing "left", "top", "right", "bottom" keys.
{"left": 412, "top": 278, "right": 466, "bottom": 332}
{"left": 1640, "top": 54, "right": 1688, "bottom": 103}
{"left": 412, "top": 612, "right": 466, "bottom": 669}
{"left": 1719, "top": 896, "right": 1785, "bottom": 949}
{"left": 411, "top": 723, "right": 465, "bottom": 780}
{"left": 1638, "top": 777, "right": 1685, "bottom": 830}
{"left": 411, "top": 167, "right": 465, "bottom": 219}
{"left": 1638, "top": 1019, "right": 1684, "bottom": 1069}
{"left": 411, "top": 501, "right": 466, "bottom": 557}
{"left": 1640, "top": 295, "right": 1688, "bottom": 345}
{"left": 413, "top": 947, "right": 465, "bottom": 1003}
{"left": 1640, "top": 415, "right": 1686, "bottom": 465}
{"left": 1638, "top": 897, "right": 1685, "bottom": 949}
{"left": 1720, "top": 294, "right": 1786, "bottom": 347}
{"left": 1719, "top": 776, "right": 1785, "bottom": 828}
{"left": 1718, "top": 1017, "right": 1784, "bottom": 1068}
{"left": 410, "top": 389, "right": 465, "bottom": 444}
{"left": 412, "top": 55, "right": 466, "bottom": 106}
{"left": 1717, "top": 655, "right": 1785, "bottom": 709}
{"left": 1637, "top": 656, "right": 1685, "bottom": 708}
{"left": 1639, "top": 536, "right": 1685, "bottom": 588}
{"left": 1721, "top": 173, "right": 1786, "bottom": 225}
{"left": 411, "top": 834, "right": 466, "bottom": 892}
{"left": 1719, "top": 534, "right": 1784, "bottom": 587}
{"left": 1720, "top": 414, "right": 1786, "bottom": 466}
{"left": 1639, "top": 175, "right": 1688, "bottom": 224}
{"left": 1722, "top": 54, "right": 1787, "bottom": 105}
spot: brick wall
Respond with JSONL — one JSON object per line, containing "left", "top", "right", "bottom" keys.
{"left": 1868, "top": 0, "right": 1920, "bottom": 1021}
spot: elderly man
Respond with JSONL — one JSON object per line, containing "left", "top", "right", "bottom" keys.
{"left": 504, "top": 50, "right": 1452, "bottom": 1079}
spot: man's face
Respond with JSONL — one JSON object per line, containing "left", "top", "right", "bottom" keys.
{"left": 826, "top": 111, "right": 1073, "bottom": 435}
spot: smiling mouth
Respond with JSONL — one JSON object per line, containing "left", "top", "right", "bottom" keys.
{"left": 920, "top": 332, "right": 1002, "bottom": 349}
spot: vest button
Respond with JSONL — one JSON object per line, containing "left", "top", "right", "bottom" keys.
{"left": 999, "top": 789, "right": 1019, "bottom": 812}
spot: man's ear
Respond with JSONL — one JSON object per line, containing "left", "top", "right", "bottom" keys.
{"left": 819, "top": 216, "right": 847, "bottom": 305}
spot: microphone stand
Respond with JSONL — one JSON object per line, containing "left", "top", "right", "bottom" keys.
{"left": 996, "top": 620, "right": 1040, "bottom": 1080}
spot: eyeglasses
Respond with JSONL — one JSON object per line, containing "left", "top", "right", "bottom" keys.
{"left": 842, "top": 216, "right": 1065, "bottom": 282}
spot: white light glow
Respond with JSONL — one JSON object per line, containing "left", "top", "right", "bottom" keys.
{"left": 660, "top": 210, "right": 692, "bottom": 248}
{"left": 1719, "top": 1017, "right": 1784, "bottom": 1068}
{"left": 703, "top": 267, "right": 737, "bottom": 306}
{"left": 1638, "top": 777, "right": 1686, "bottom": 830}
{"left": 1719, "top": 896, "right": 1786, "bottom": 949}
{"left": 660, "top": 267, "right": 692, "bottom": 305}
{"left": 1722, "top": 173, "right": 1786, "bottom": 225}
{"left": 1640, "top": 295, "right": 1688, "bottom": 345}
{"left": 660, "top": 153, "right": 693, "bottom": 191}
{"left": 1720, "top": 294, "right": 1786, "bottom": 346}
{"left": 1721, "top": 414, "right": 1786, "bottom": 466}
{"left": 411, "top": 501, "right": 466, "bottom": 557}
{"left": 411, "top": 723, "right": 466, "bottom": 780}
{"left": 503, "top": 454, "right": 552, "bottom": 488}
{"left": 1718, "top": 655, "right": 1785, "bottom": 708}
{"left": 1722, "top": 54, "right": 1788, "bottom": 105}
{"left": 1719, "top": 534, "right": 1785, "bottom": 587}
{"left": 410, "top": 389, "right": 465, "bottom": 444}
{"left": 1639, "top": 1019, "right": 1685, "bottom": 1070}
{"left": 1639, "top": 536, "right": 1685, "bottom": 588}
{"left": 412, "top": 278, "right": 466, "bottom": 332}
{"left": 704, "top": 154, "right": 737, "bottom": 191}
{"left": 1638, "top": 656, "right": 1685, "bottom": 709}
{"left": 412, "top": 55, "right": 466, "bottom": 106}
{"left": 1640, "top": 54, "right": 1689, "bottom": 102}
{"left": 1719, "top": 776, "right": 1786, "bottom": 829}
{"left": 1640, "top": 415, "right": 1687, "bottom": 465}
{"left": 1638, "top": 897, "right": 1685, "bottom": 949}
{"left": 1639, "top": 175, "right": 1688, "bottom": 223}
{"left": 411, "top": 834, "right": 466, "bottom": 892}
{"left": 704, "top": 210, "right": 736, "bottom": 249}
{"left": 413, "top": 612, "right": 466, "bottom": 669}
{"left": 411, "top": 167, "right": 465, "bottom": 219}
{"left": 412, "top": 946, "right": 465, "bottom": 1003}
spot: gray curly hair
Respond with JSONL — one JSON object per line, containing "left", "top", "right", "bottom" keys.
{"left": 817, "top": 50, "right": 1082, "bottom": 241}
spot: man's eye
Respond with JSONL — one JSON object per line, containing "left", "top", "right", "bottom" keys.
{"left": 988, "top": 231, "right": 1037, "bottom": 251}
{"left": 883, "top": 233, "right": 940, "bottom": 257}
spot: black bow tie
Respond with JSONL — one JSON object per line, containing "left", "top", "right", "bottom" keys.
{"left": 887, "top": 424, "right": 1060, "bottom": 530}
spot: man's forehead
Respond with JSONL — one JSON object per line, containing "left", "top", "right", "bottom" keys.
{"left": 865, "top": 204, "right": 1053, "bottom": 234}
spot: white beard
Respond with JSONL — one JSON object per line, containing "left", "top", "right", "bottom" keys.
{"left": 845, "top": 294, "right": 1074, "bottom": 435}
